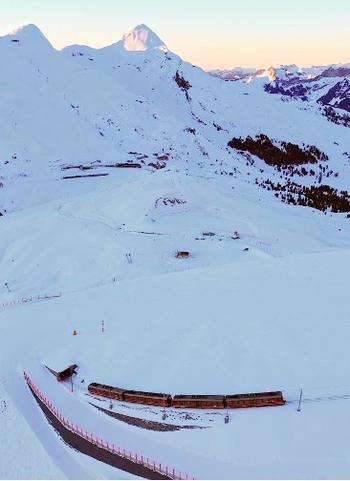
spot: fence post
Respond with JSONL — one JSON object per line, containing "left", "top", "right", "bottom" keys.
{"left": 297, "top": 388, "right": 303, "bottom": 412}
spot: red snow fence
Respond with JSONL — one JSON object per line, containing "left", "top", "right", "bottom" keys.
{"left": 0, "top": 293, "right": 61, "bottom": 311}
{"left": 23, "top": 371, "right": 192, "bottom": 480}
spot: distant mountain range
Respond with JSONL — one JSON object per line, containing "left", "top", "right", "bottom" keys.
{"left": 210, "top": 63, "right": 350, "bottom": 111}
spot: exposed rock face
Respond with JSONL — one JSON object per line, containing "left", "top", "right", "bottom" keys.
{"left": 318, "top": 79, "right": 350, "bottom": 112}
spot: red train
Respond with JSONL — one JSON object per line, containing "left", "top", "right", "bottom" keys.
{"left": 88, "top": 383, "right": 285, "bottom": 409}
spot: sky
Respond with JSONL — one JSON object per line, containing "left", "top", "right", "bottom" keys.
{"left": 0, "top": 0, "right": 349, "bottom": 69}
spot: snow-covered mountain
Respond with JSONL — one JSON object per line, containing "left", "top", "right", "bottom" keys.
{"left": 1, "top": 23, "right": 350, "bottom": 480}
{"left": 1, "top": 23, "right": 350, "bottom": 219}
{"left": 212, "top": 62, "right": 350, "bottom": 114}
{"left": 121, "top": 23, "right": 167, "bottom": 51}
{"left": 210, "top": 63, "right": 350, "bottom": 82}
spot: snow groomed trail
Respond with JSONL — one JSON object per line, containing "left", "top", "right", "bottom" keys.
{"left": 24, "top": 372, "right": 191, "bottom": 480}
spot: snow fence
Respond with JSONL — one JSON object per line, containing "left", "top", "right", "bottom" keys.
{"left": 0, "top": 293, "right": 61, "bottom": 310}
{"left": 23, "top": 371, "right": 192, "bottom": 480}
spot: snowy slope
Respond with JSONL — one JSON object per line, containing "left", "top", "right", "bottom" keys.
{"left": 2, "top": 248, "right": 350, "bottom": 479}
{"left": 1, "top": 22, "right": 350, "bottom": 480}
{"left": 0, "top": 380, "right": 66, "bottom": 480}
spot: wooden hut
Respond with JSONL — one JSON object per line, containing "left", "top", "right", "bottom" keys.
{"left": 175, "top": 251, "right": 190, "bottom": 259}
{"left": 45, "top": 361, "right": 78, "bottom": 381}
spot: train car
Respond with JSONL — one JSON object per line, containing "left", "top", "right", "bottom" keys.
{"left": 88, "top": 382, "right": 125, "bottom": 401}
{"left": 123, "top": 389, "right": 171, "bottom": 407}
{"left": 172, "top": 395, "right": 225, "bottom": 409}
{"left": 225, "top": 391, "right": 285, "bottom": 409}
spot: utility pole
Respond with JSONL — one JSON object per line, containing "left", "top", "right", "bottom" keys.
{"left": 101, "top": 320, "right": 104, "bottom": 333}
{"left": 297, "top": 388, "right": 303, "bottom": 412}
{"left": 71, "top": 375, "right": 74, "bottom": 393}
{"left": 109, "top": 388, "right": 113, "bottom": 410}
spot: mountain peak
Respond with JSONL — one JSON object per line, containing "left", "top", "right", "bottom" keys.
{"left": 12, "top": 24, "right": 44, "bottom": 38}
{"left": 10, "top": 24, "right": 53, "bottom": 49}
{"left": 121, "top": 24, "right": 167, "bottom": 52}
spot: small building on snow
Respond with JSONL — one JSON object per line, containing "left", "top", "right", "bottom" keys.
{"left": 44, "top": 355, "right": 78, "bottom": 381}
{"left": 175, "top": 250, "right": 190, "bottom": 259}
